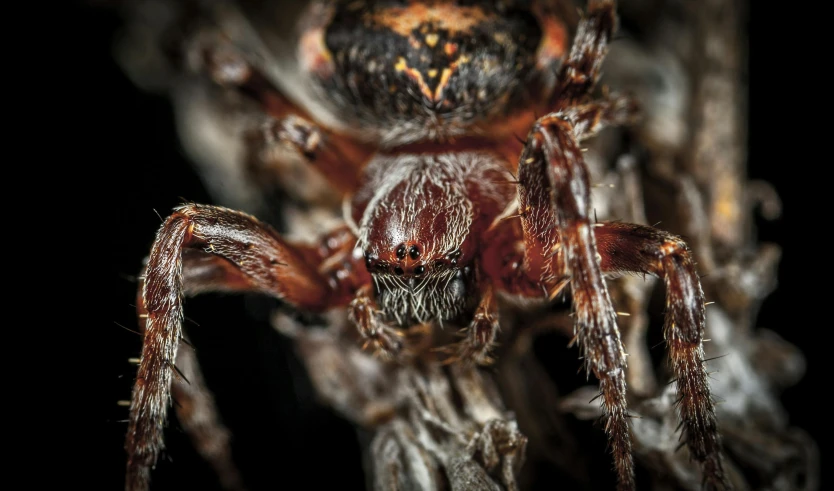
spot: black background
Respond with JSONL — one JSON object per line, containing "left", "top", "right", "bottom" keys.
{"left": 74, "top": 2, "right": 823, "bottom": 490}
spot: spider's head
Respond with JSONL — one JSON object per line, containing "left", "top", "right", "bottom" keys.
{"left": 358, "top": 182, "right": 480, "bottom": 326}
{"left": 351, "top": 152, "right": 508, "bottom": 326}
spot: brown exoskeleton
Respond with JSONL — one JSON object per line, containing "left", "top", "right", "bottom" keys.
{"left": 124, "top": 1, "right": 730, "bottom": 490}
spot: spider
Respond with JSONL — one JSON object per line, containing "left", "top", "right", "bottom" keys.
{"left": 123, "top": 1, "right": 730, "bottom": 490}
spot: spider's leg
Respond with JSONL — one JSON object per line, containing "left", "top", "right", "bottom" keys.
{"left": 594, "top": 221, "right": 730, "bottom": 489}
{"left": 516, "top": 114, "right": 634, "bottom": 490}
{"left": 551, "top": 0, "right": 616, "bottom": 108}
{"left": 126, "top": 204, "right": 360, "bottom": 491}
{"left": 131, "top": 250, "right": 261, "bottom": 491}
{"left": 545, "top": 0, "right": 637, "bottom": 141}
{"left": 169, "top": 348, "right": 243, "bottom": 491}
{"left": 196, "top": 36, "right": 373, "bottom": 194}
{"left": 567, "top": 97, "right": 639, "bottom": 142}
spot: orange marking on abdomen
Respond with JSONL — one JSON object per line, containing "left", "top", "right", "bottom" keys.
{"left": 370, "top": 4, "right": 491, "bottom": 37}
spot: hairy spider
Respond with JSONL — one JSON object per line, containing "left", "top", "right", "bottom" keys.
{"left": 123, "top": 1, "right": 730, "bottom": 490}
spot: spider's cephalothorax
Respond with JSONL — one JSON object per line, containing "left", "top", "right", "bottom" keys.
{"left": 124, "top": 1, "right": 731, "bottom": 490}
{"left": 352, "top": 151, "right": 514, "bottom": 324}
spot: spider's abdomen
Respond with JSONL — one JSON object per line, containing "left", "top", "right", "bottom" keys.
{"left": 304, "top": 0, "right": 544, "bottom": 145}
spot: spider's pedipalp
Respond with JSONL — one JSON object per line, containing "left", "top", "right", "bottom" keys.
{"left": 443, "top": 282, "right": 500, "bottom": 366}
{"left": 349, "top": 284, "right": 405, "bottom": 359}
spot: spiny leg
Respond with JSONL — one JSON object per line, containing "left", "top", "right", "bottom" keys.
{"left": 132, "top": 251, "right": 254, "bottom": 491}
{"left": 551, "top": 0, "right": 617, "bottom": 108}
{"left": 169, "top": 348, "right": 243, "bottom": 491}
{"left": 126, "top": 204, "right": 353, "bottom": 491}
{"left": 594, "top": 222, "right": 730, "bottom": 489}
{"left": 511, "top": 1, "right": 638, "bottom": 486}
{"left": 565, "top": 96, "right": 639, "bottom": 142}
{"left": 517, "top": 114, "right": 634, "bottom": 490}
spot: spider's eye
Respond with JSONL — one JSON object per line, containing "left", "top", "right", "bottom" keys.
{"left": 394, "top": 267, "right": 404, "bottom": 276}
{"left": 409, "top": 245, "right": 420, "bottom": 259}
{"left": 396, "top": 244, "right": 406, "bottom": 259}
{"left": 446, "top": 249, "right": 462, "bottom": 265}
{"left": 414, "top": 265, "right": 425, "bottom": 275}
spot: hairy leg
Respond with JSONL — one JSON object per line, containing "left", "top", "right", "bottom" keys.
{"left": 126, "top": 204, "right": 361, "bottom": 491}
{"left": 517, "top": 113, "right": 634, "bottom": 490}
{"left": 519, "top": 1, "right": 727, "bottom": 471}
{"left": 564, "top": 96, "right": 639, "bottom": 142}
{"left": 512, "top": 35, "right": 729, "bottom": 483}
{"left": 131, "top": 250, "right": 252, "bottom": 491}
{"left": 594, "top": 221, "right": 729, "bottom": 489}
{"left": 504, "top": 2, "right": 645, "bottom": 487}
{"left": 169, "top": 348, "right": 244, "bottom": 491}
{"left": 551, "top": 0, "right": 616, "bottom": 108}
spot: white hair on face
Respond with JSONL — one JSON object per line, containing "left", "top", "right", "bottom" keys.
{"left": 375, "top": 268, "right": 467, "bottom": 325}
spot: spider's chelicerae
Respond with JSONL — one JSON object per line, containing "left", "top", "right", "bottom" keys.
{"left": 124, "top": 1, "right": 730, "bottom": 490}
